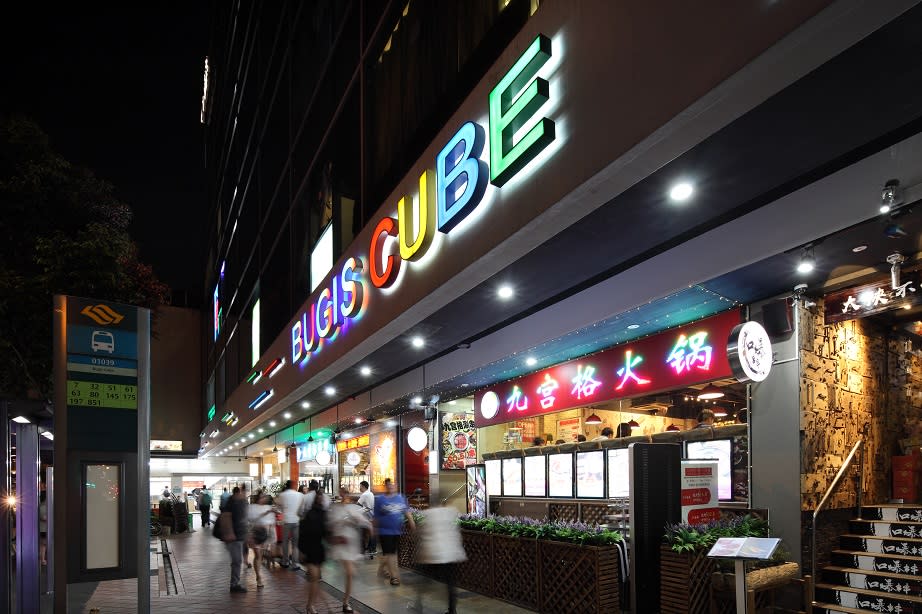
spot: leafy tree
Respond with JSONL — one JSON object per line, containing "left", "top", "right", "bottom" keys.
{"left": 0, "top": 115, "right": 169, "bottom": 398}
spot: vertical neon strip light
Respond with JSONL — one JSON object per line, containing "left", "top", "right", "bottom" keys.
{"left": 251, "top": 299, "right": 260, "bottom": 367}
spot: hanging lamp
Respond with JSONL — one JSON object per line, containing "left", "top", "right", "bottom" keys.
{"left": 697, "top": 383, "right": 724, "bottom": 400}
{"left": 585, "top": 413, "right": 602, "bottom": 425}
{"left": 627, "top": 419, "right": 640, "bottom": 429}
{"left": 666, "top": 424, "right": 680, "bottom": 432}
{"left": 307, "top": 416, "right": 314, "bottom": 442}
{"left": 713, "top": 406, "right": 728, "bottom": 418}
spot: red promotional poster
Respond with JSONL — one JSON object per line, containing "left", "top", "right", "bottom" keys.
{"left": 441, "top": 413, "right": 477, "bottom": 469}
{"left": 681, "top": 460, "right": 720, "bottom": 524}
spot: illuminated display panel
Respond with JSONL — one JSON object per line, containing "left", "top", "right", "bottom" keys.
{"left": 502, "top": 458, "right": 523, "bottom": 497}
{"left": 335, "top": 434, "right": 370, "bottom": 452}
{"left": 576, "top": 450, "right": 605, "bottom": 498}
{"left": 475, "top": 309, "right": 741, "bottom": 427}
{"left": 607, "top": 448, "right": 630, "bottom": 498}
{"left": 523, "top": 455, "right": 546, "bottom": 497}
{"left": 547, "top": 453, "right": 573, "bottom": 498}
{"left": 686, "top": 439, "right": 732, "bottom": 501}
{"left": 485, "top": 459, "right": 502, "bottom": 496}
{"left": 311, "top": 223, "right": 334, "bottom": 292}
{"left": 67, "top": 380, "right": 137, "bottom": 410}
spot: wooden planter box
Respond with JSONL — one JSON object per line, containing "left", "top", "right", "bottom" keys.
{"left": 660, "top": 545, "right": 717, "bottom": 614}
{"left": 401, "top": 529, "right": 621, "bottom": 613}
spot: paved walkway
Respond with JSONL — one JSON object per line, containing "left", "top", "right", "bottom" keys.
{"left": 72, "top": 519, "right": 534, "bottom": 613}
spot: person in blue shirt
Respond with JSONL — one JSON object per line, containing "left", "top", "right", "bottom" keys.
{"left": 373, "top": 478, "right": 416, "bottom": 585}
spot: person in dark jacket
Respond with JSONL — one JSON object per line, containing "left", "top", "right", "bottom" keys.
{"left": 221, "top": 485, "right": 249, "bottom": 593}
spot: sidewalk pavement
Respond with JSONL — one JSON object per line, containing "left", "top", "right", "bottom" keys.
{"left": 73, "top": 518, "right": 534, "bottom": 614}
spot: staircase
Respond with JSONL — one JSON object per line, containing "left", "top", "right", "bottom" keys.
{"left": 814, "top": 504, "right": 922, "bottom": 613}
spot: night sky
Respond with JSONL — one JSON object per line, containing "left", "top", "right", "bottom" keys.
{"left": 1, "top": 6, "right": 209, "bottom": 304}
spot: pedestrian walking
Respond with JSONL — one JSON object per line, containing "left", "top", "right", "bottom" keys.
{"left": 247, "top": 491, "right": 275, "bottom": 589}
{"left": 199, "top": 485, "right": 212, "bottom": 527}
{"left": 298, "top": 485, "right": 330, "bottom": 614}
{"left": 373, "top": 477, "right": 416, "bottom": 585}
{"left": 418, "top": 504, "right": 467, "bottom": 614}
{"left": 329, "top": 491, "right": 372, "bottom": 613}
{"left": 219, "top": 485, "right": 249, "bottom": 593}
{"left": 357, "top": 480, "right": 376, "bottom": 558}
{"left": 277, "top": 479, "right": 304, "bottom": 570}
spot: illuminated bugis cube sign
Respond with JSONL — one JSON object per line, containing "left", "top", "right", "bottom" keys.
{"left": 473, "top": 309, "right": 742, "bottom": 428}
{"left": 286, "top": 34, "right": 558, "bottom": 373}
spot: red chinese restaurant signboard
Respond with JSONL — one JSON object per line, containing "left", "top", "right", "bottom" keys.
{"left": 474, "top": 309, "right": 741, "bottom": 427}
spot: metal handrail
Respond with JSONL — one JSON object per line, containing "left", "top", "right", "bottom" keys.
{"left": 441, "top": 482, "right": 467, "bottom": 505}
{"left": 811, "top": 437, "right": 864, "bottom": 601}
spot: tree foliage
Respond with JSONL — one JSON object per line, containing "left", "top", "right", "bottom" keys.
{"left": 0, "top": 116, "right": 169, "bottom": 398}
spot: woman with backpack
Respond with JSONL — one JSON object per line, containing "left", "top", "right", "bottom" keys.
{"left": 298, "top": 481, "right": 329, "bottom": 614}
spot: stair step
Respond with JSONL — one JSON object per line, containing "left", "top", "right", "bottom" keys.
{"left": 851, "top": 519, "right": 922, "bottom": 538}
{"left": 815, "top": 582, "right": 922, "bottom": 611}
{"left": 813, "top": 602, "right": 886, "bottom": 614}
{"left": 831, "top": 550, "right": 922, "bottom": 576}
{"left": 863, "top": 506, "right": 922, "bottom": 522}
{"left": 840, "top": 533, "right": 922, "bottom": 556}
{"left": 822, "top": 566, "right": 922, "bottom": 596}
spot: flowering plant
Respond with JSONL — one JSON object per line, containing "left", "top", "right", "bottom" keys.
{"left": 457, "top": 513, "right": 623, "bottom": 546}
{"left": 662, "top": 514, "right": 768, "bottom": 553}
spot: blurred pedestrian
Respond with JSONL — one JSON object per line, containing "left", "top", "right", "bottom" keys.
{"left": 298, "top": 484, "right": 330, "bottom": 614}
{"left": 329, "top": 491, "right": 372, "bottom": 612}
{"left": 373, "top": 477, "right": 416, "bottom": 585}
{"left": 247, "top": 491, "right": 275, "bottom": 589}
{"left": 418, "top": 504, "right": 467, "bottom": 614}
{"left": 277, "top": 479, "right": 303, "bottom": 570}
{"left": 357, "top": 480, "right": 376, "bottom": 558}
{"left": 221, "top": 485, "right": 249, "bottom": 593}
{"left": 199, "top": 485, "right": 212, "bottom": 527}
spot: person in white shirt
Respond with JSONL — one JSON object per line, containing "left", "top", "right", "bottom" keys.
{"left": 418, "top": 504, "right": 467, "bottom": 614}
{"left": 357, "top": 480, "right": 376, "bottom": 557}
{"left": 328, "top": 492, "right": 372, "bottom": 613}
{"left": 247, "top": 492, "right": 276, "bottom": 588}
{"left": 276, "top": 480, "right": 304, "bottom": 570}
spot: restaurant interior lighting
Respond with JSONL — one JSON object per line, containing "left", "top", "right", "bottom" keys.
{"left": 713, "top": 407, "right": 728, "bottom": 418}
{"left": 585, "top": 413, "right": 602, "bottom": 425}
{"left": 796, "top": 246, "right": 815, "bottom": 274}
{"left": 666, "top": 424, "right": 680, "bottom": 432}
{"left": 698, "top": 383, "right": 724, "bottom": 400}
{"left": 668, "top": 181, "right": 694, "bottom": 202}
{"left": 12, "top": 416, "right": 30, "bottom": 424}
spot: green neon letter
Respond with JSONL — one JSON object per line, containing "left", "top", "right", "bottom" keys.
{"left": 489, "top": 34, "right": 555, "bottom": 187}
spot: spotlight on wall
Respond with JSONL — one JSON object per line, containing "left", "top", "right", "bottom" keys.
{"left": 888, "top": 252, "right": 906, "bottom": 289}
{"left": 796, "top": 246, "right": 815, "bottom": 275}
{"left": 880, "top": 179, "right": 902, "bottom": 214}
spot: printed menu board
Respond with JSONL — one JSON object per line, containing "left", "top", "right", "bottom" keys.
{"left": 502, "top": 458, "right": 523, "bottom": 497}
{"left": 548, "top": 453, "right": 574, "bottom": 498}
{"left": 576, "top": 450, "right": 605, "bottom": 498}
{"left": 524, "top": 455, "right": 546, "bottom": 497}
{"left": 485, "top": 459, "right": 501, "bottom": 496}
{"left": 607, "top": 448, "right": 630, "bottom": 498}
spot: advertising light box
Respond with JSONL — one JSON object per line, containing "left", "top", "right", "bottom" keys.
{"left": 607, "top": 448, "right": 630, "bottom": 498}
{"left": 576, "top": 450, "right": 605, "bottom": 498}
{"left": 485, "top": 459, "right": 502, "bottom": 497}
{"left": 502, "top": 458, "right": 523, "bottom": 497}
{"left": 524, "top": 455, "right": 546, "bottom": 497}
{"left": 548, "top": 453, "right": 573, "bottom": 498}
{"left": 475, "top": 309, "right": 740, "bottom": 427}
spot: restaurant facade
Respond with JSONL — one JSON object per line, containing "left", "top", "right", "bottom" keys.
{"left": 201, "top": 0, "right": 922, "bottom": 606}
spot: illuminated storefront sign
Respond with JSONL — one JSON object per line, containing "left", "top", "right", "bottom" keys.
{"left": 824, "top": 274, "right": 921, "bottom": 324}
{"left": 296, "top": 439, "right": 334, "bottom": 463}
{"left": 335, "top": 434, "right": 370, "bottom": 453}
{"left": 280, "top": 34, "right": 558, "bottom": 386}
{"left": 474, "top": 309, "right": 741, "bottom": 427}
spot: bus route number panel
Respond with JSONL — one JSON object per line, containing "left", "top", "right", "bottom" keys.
{"left": 67, "top": 380, "right": 138, "bottom": 410}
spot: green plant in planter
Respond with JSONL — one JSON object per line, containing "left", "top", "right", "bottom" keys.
{"left": 458, "top": 514, "right": 623, "bottom": 546}
{"left": 663, "top": 514, "right": 769, "bottom": 554}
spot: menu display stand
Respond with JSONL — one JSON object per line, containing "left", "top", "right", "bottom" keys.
{"left": 707, "top": 537, "right": 780, "bottom": 614}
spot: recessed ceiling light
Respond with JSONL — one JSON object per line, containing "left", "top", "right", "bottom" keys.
{"left": 497, "top": 285, "right": 514, "bottom": 300}
{"left": 354, "top": 417, "right": 363, "bottom": 424}
{"left": 904, "top": 303, "right": 912, "bottom": 310}
{"left": 283, "top": 411, "right": 292, "bottom": 419}
{"left": 12, "top": 416, "right": 30, "bottom": 424}
{"left": 412, "top": 396, "right": 423, "bottom": 405}
{"left": 325, "top": 386, "right": 336, "bottom": 396}
{"left": 525, "top": 356, "right": 537, "bottom": 366}
{"left": 627, "top": 324, "right": 640, "bottom": 330}
{"left": 669, "top": 181, "right": 694, "bottom": 202}
{"left": 235, "top": 442, "right": 240, "bottom": 446}
{"left": 360, "top": 365, "right": 372, "bottom": 376}
{"left": 258, "top": 428, "right": 264, "bottom": 433}
{"left": 248, "top": 434, "right": 254, "bottom": 439}
{"left": 269, "top": 420, "right": 277, "bottom": 427}
{"left": 852, "top": 244, "right": 868, "bottom": 253}
{"left": 300, "top": 401, "right": 310, "bottom": 409}
{"left": 411, "top": 336, "right": 425, "bottom": 348}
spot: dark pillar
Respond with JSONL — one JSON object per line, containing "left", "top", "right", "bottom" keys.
{"left": 0, "top": 401, "right": 11, "bottom": 614}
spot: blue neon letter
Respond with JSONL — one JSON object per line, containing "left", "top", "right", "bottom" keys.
{"left": 436, "top": 121, "right": 487, "bottom": 233}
